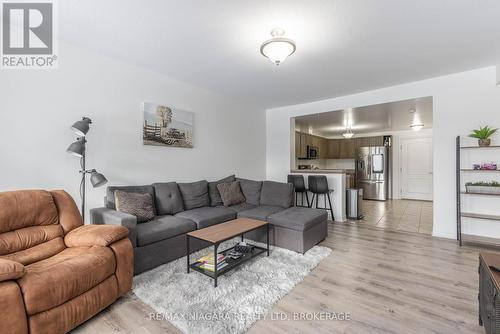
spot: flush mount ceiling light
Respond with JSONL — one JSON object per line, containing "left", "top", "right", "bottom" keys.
{"left": 409, "top": 108, "right": 424, "bottom": 131}
{"left": 343, "top": 127, "right": 354, "bottom": 139}
{"left": 260, "top": 28, "right": 296, "bottom": 65}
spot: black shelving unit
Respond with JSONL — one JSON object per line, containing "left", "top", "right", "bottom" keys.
{"left": 456, "top": 136, "right": 500, "bottom": 247}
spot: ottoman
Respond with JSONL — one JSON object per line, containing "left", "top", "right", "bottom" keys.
{"left": 245, "top": 207, "right": 328, "bottom": 253}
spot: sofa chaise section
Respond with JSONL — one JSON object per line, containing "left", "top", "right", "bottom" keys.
{"left": 237, "top": 181, "right": 327, "bottom": 253}
{"left": 268, "top": 207, "right": 327, "bottom": 253}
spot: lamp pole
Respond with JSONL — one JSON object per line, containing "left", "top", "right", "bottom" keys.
{"left": 80, "top": 154, "right": 86, "bottom": 222}
{"left": 67, "top": 117, "right": 108, "bottom": 223}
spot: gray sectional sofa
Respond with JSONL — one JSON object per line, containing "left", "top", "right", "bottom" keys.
{"left": 90, "top": 175, "right": 327, "bottom": 274}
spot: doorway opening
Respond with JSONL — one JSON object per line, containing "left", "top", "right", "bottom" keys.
{"left": 292, "top": 96, "right": 434, "bottom": 235}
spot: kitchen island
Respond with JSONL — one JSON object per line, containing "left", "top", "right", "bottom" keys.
{"left": 289, "top": 170, "right": 347, "bottom": 222}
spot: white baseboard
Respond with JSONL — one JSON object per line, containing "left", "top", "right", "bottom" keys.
{"left": 432, "top": 230, "right": 456, "bottom": 240}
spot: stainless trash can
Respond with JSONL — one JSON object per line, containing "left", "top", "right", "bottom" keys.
{"left": 346, "top": 188, "right": 363, "bottom": 220}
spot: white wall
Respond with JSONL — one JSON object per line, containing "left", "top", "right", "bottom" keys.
{"left": 497, "top": 65, "right": 500, "bottom": 85}
{"left": 0, "top": 42, "right": 266, "bottom": 220}
{"left": 266, "top": 67, "right": 500, "bottom": 239}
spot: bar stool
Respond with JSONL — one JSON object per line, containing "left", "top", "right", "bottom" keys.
{"left": 287, "top": 175, "right": 310, "bottom": 207}
{"left": 307, "top": 175, "right": 334, "bottom": 220}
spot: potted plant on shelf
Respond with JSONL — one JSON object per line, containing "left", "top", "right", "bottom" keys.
{"left": 465, "top": 181, "right": 500, "bottom": 194}
{"left": 469, "top": 126, "right": 498, "bottom": 147}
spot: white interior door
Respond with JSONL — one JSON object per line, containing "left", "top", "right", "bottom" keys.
{"left": 401, "top": 137, "right": 433, "bottom": 200}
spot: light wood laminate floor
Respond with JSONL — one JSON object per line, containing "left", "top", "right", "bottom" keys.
{"left": 74, "top": 222, "right": 488, "bottom": 334}
{"left": 348, "top": 199, "right": 434, "bottom": 235}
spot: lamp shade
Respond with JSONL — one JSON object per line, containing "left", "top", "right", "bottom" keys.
{"left": 66, "top": 138, "right": 86, "bottom": 157}
{"left": 71, "top": 117, "right": 92, "bottom": 136}
{"left": 89, "top": 169, "right": 107, "bottom": 188}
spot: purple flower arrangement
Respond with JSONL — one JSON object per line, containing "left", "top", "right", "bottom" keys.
{"left": 473, "top": 163, "right": 498, "bottom": 170}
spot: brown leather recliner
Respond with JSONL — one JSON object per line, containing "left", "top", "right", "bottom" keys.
{"left": 0, "top": 190, "right": 134, "bottom": 334}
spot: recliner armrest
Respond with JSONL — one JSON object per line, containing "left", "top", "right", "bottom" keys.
{"left": 64, "top": 225, "right": 129, "bottom": 247}
{"left": 90, "top": 207, "right": 138, "bottom": 247}
{"left": 0, "top": 258, "right": 25, "bottom": 282}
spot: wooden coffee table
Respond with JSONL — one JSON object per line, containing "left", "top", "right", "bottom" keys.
{"left": 186, "top": 218, "right": 269, "bottom": 287}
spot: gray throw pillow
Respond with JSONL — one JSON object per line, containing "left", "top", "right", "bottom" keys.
{"left": 236, "top": 178, "right": 263, "bottom": 205}
{"left": 208, "top": 175, "right": 236, "bottom": 206}
{"left": 216, "top": 181, "right": 246, "bottom": 207}
{"left": 178, "top": 180, "right": 209, "bottom": 210}
{"left": 114, "top": 190, "right": 155, "bottom": 222}
{"left": 106, "top": 185, "right": 154, "bottom": 210}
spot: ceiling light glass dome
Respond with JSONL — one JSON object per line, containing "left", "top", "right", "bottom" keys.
{"left": 260, "top": 28, "right": 296, "bottom": 65}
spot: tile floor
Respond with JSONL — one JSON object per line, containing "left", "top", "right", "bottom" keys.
{"left": 347, "top": 199, "right": 433, "bottom": 235}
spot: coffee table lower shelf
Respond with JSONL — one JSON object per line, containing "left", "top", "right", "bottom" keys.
{"left": 186, "top": 219, "right": 270, "bottom": 287}
{"left": 189, "top": 244, "right": 268, "bottom": 280}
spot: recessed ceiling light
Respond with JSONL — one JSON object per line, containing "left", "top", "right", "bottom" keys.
{"left": 410, "top": 123, "right": 424, "bottom": 131}
{"left": 260, "top": 28, "right": 296, "bottom": 65}
{"left": 409, "top": 108, "right": 424, "bottom": 131}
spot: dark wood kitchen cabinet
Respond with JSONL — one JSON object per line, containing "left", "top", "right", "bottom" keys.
{"left": 298, "top": 132, "right": 308, "bottom": 158}
{"left": 295, "top": 133, "right": 385, "bottom": 159}
{"left": 295, "top": 132, "right": 329, "bottom": 158}
{"left": 319, "top": 138, "right": 328, "bottom": 158}
{"left": 339, "top": 139, "right": 356, "bottom": 159}
{"left": 295, "top": 132, "right": 301, "bottom": 157}
{"left": 327, "top": 140, "right": 340, "bottom": 158}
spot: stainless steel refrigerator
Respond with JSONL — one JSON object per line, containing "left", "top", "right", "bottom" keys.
{"left": 355, "top": 146, "right": 391, "bottom": 201}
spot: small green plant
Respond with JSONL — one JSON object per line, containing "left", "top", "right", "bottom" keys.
{"left": 469, "top": 126, "right": 498, "bottom": 140}
{"left": 466, "top": 181, "right": 500, "bottom": 187}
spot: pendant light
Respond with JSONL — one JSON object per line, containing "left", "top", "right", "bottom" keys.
{"left": 343, "top": 127, "right": 354, "bottom": 139}
{"left": 409, "top": 108, "right": 424, "bottom": 131}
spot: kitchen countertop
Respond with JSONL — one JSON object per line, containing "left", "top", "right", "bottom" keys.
{"left": 290, "top": 169, "right": 355, "bottom": 174}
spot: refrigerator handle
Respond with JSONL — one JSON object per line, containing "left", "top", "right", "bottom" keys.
{"left": 367, "top": 155, "right": 372, "bottom": 178}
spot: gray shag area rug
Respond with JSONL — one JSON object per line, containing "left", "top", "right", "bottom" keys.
{"left": 133, "top": 239, "right": 331, "bottom": 334}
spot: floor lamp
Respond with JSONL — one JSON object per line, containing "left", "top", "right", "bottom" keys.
{"left": 66, "top": 117, "right": 108, "bottom": 222}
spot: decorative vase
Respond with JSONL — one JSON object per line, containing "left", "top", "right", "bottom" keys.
{"left": 478, "top": 139, "right": 491, "bottom": 147}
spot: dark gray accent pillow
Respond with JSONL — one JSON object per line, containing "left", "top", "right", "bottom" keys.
{"left": 114, "top": 190, "right": 155, "bottom": 222}
{"left": 208, "top": 175, "right": 236, "bottom": 206}
{"left": 217, "top": 181, "right": 246, "bottom": 207}
{"left": 236, "top": 178, "right": 263, "bottom": 205}
{"left": 259, "top": 181, "right": 294, "bottom": 208}
{"left": 178, "top": 180, "right": 209, "bottom": 210}
{"left": 106, "top": 185, "right": 155, "bottom": 210}
{"left": 153, "top": 182, "right": 184, "bottom": 215}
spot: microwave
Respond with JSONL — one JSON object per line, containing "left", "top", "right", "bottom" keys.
{"left": 307, "top": 146, "right": 319, "bottom": 159}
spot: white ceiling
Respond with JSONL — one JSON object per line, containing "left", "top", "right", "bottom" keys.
{"left": 294, "top": 97, "right": 433, "bottom": 138}
{"left": 59, "top": 1, "right": 500, "bottom": 108}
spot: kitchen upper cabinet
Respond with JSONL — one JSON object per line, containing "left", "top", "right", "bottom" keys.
{"left": 295, "top": 133, "right": 386, "bottom": 159}
{"left": 357, "top": 137, "right": 371, "bottom": 148}
{"left": 295, "top": 132, "right": 301, "bottom": 157}
{"left": 319, "top": 137, "right": 328, "bottom": 158}
{"left": 369, "top": 136, "right": 384, "bottom": 146}
{"left": 296, "top": 132, "right": 312, "bottom": 158}
{"left": 305, "top": 134, "right": 314, "bottom": 147}
{"left": 299, "top": 133, "right": 307, "bottom": 158}
{"left": 339, "top": 139, "right": 356, "bottom": 159}
{"left": 311, "top": 136, "right": 320, "bottom": 148}
{"left": 327, "top": 139, "right": 340, "bottom": 158}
